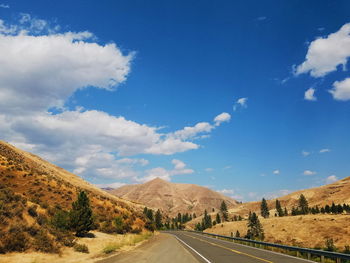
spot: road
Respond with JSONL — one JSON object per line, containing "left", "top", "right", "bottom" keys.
{"left": 168, "top": 231, "right": 312, "bottom": 263}
{"left": 96, "top": 232, "right": 199, "bottom": 263}
{"left": 97, "top": 231, "right": 312, "bottom": 263}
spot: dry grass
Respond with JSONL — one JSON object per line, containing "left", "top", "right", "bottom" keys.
{"left": 204, "top": 214, "right": 350, "bottom": 250}
{"left": 0, "top": 231, "right": 154, "bottom": 263}
{"left": 102, "top": 232, "right": 153, "bottom": 254}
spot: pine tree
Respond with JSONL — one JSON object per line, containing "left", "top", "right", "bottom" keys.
{"left": 203, "top": 210, "right": 212, "bottom": 229}
{"left": 298, "top": 194, "right": 309, "bottom": 214}
{"left": 220, "top": 201, "right": 229, "bottom": 221}
{"left": 146, "top": 209, "right": 154, "bottom": 221}
{"left": 235, "top": 230, "right": 240, "bottom": 237}
{"left": 216, "top": 213, "right": 221, "bottom": 224}
{"left": 143, "top": 207, "right": 148, "bottom": 215}
{"left": 337, "top": 204, "right": 343, "bottom": 214}
{"left": 331, "top": 202, "right": 337, "bottom": 214}
{"left": 155, "top": 209, "right": 163, "bottom": 229}
{"left": 246, "top": 212, "right": 264, "bottom": 240}
{"left": 275, "top": 199, "right": 284, "bottom": 217}
{"left": 69, "top": 191, "right": 94, "bottom": 237}
{"left": 260, "top": 198, "right": 270, "bottom": 218}
{"left": 284, "top": 207, "right": 288, "bottom": 216}
{"left": 177, "top": 213, "right": 182, "bottom": 224}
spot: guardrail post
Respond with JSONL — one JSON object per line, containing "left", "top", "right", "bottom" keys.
{"left": 336, "top": 257, "right": 340, "bottom": 263}
{"left": 320, "top": 255, "right": 324, "bottom": 263}
{"left": 296, "top": 251, "right": 300, "bottom": 257}
{"left": 307, "top": 253, "right": 311, "bottom": 260}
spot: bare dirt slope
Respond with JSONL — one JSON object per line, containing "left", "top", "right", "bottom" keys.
{"left": 108, "top": 178, "right": 238, "bottom": 217}
{"left": 229, "top": 176, "right": 350, "bottom": 217}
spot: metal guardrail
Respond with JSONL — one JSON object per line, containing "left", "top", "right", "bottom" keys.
{"left": 186, "top": 230, "right": 350, "bottom": 263}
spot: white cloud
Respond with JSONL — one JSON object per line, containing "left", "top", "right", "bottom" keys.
{"left": 0, "top": 30, "right": 132, "bottom": 115}
{"left": 296, "top": 23, "right": 350, "bottom": 77}
{"left": 136, "top": 159, "right": 194, "bottom": 183}
{"left": 214, "top": 112, "right": 231, "bottom": 126}
{"left": 172, "top": 122, "right": 214, "bottom": 140}
{"left": 273, "top": 169, "right": 280, "bottom": 175}
{"left": 0, "top": 3, "right": 9, "bottom": 8}
{"left": 302, "top": 150, "right": 311, "bottom": 157}
{"left": 330, "top": 78, "right": 350, "bottom": 101}
{"left": 205, "top": 168, "right": 213, "bottom": 172}
{"left": 217, "top": 189, "right": 234, "bottom": 195}
{"left": 304, "top": 88, "right": 317, "bottom": 101}
{"left": 233, "top": 98, "right": 248, "bottom": 111}
{"left": 95, "top": 182, "right": 126, "bottom": 189}
{"left": 319, "top": 148, "right": 331, "bottom": 153}
{"left": 325, "top": 175, "right": 338, "bottom": 184}
{"left": 0, "top": 15, "right": 230, "bottom": 184}
{"left": 223, "top": 165, "right": 232, "bottom": 170}
{"left": 303, "top": 170, "right": 317, "bottom": 176}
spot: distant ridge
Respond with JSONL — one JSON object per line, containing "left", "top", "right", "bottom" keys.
{"left": 107, "top": 177, "right": 239, "bottom": 216}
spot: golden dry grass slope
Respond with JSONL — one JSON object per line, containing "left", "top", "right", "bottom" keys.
{"left": 229, "top": 176, "right": 350, "bottom": 217}
{"left": 108, "top": 177, "right": 238, "bottom": 217}
{"left": 205, "top": 214, "right": 350, "bottom": 249}
{"left": 0, "top": 140, "right": 146, "bottom": 253}
{"left": 187, "top": 176, "right": 350, "bottom": 250}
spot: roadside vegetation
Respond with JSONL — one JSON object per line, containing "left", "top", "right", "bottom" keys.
{"left": 190, "top": 197, "right": 350, "bottom": 254}
{"left": 0, "top": 144, "right": 149, "bottom": 255}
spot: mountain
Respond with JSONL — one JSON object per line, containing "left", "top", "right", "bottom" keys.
{"left": 107, "top": 177, "right": 238, "bottom": 216}
{"left": 0, "top": 140, "right": 145, "bottom": 253}
{"left": 229, "top": 176, "right": 350, "bottom": 216}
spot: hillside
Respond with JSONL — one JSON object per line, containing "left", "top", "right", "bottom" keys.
{"left": 185, "top": 176, "right": 350, "bottom": 250}
{"left": 0, "top": 140, "right": 146, "bottom": 253}
{"left": 107, "top": 177, "right": 238, "bottom": 217}
{"left": 204, "top": 214, "right": 350, "bottom": 249}
{"left": 229, "top": 176, "right": 350, "bottom": 217}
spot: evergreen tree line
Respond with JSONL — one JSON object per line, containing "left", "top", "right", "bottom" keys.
{"left": 143, "top": 207, "right": 196, "bottom": 231}
{"left": 260, "top": 194, "right": 350, "bottom": 218}
{"left": 194, "top": 201, "right": 229, "bottom": 231}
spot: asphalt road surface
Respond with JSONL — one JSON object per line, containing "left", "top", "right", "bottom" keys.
{"left": 97, "top": 231, "right": 312, "bottom": 263}
{"left": 96, "top": 232, "right": 198, "bottom": 263}
{"left": 169, "top": 231, "right": 312, "bottom": 263}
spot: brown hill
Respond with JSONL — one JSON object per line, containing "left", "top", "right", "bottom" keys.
{"left": 0, "top": 140, "right": 145, "bottom": 253}
{"left": 107, "top": 177, "right": 238, "bottom": 217}
{"left": 229, "top": 176, "right": 350, "bottom": 217}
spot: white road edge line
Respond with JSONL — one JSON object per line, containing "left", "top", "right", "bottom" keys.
{"left": 190, "top": 232, "right": 314, "bottom": 263}
{"left": 172, "top": 234, "right": 212, "bottom": 263}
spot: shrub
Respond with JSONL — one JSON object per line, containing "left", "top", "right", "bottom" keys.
{"left": 103, "top": 243, "right": 118, "bottom": 254}
{"left": 325, "top": 238, "right": 337, "bottom": 252}
{"left": 28, "top": 205, "right": 38, "bottom": 217}
{"left": 51, "top": 229, "right": 76, "bottom": 247}
{"left": 36, "top": 214, "right": 48, "bottom": 226}
{"left": 130, "top": 227, "right": 142, "bottom": 234}
{"left": 3, "top": 227, "right": 28, "bottom": 252}
{"left": 50, "top": 209, "right": 70, "bottom": 230}
{"left": 26, "top": 225, "right": 40, "bottom": 237}
{"left": 33, "top": 230, "right": 59, "bottom": 253}
{"left": 74, "top": 243, "right": 89, "bottom": 253}
{"left": 100, "top": 221, "right": 116, "bottom": 234}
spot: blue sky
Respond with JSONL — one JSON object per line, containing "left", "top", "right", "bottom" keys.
{"left": 1, "top": 0, "right": 350, "bottom": 201}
